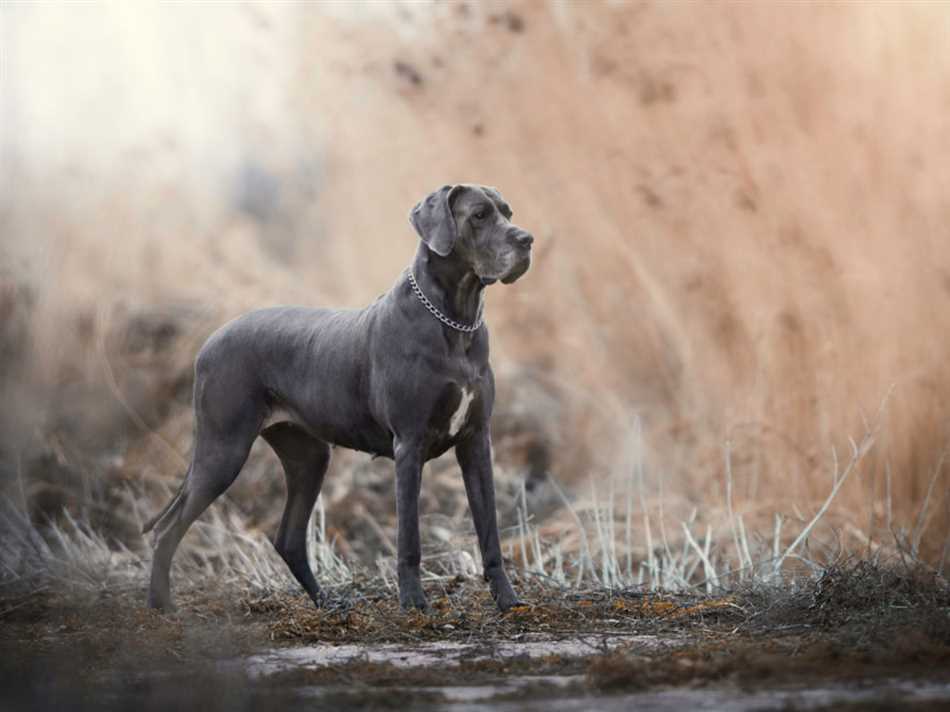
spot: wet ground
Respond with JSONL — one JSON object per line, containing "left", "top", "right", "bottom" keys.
{"left": 2, "top": 565, "right": 949, "bottom": 710}
{"left": 244, "top": 639, "right": 950, "bottom": 710}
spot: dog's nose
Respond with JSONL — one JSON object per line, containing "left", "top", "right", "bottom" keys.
{"left": 510, "top": 229, "right": 534, "bottom": 248}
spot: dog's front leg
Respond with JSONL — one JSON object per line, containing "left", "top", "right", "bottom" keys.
{"left": 456, "top": 429, "right": 523, "bottom": 611}
{"left": 394, "top": 439, "right": 428, "bottom": 610}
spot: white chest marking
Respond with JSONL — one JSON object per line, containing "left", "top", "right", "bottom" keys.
{"left": 449, "top": 387, "right": 475, "bottom": 437}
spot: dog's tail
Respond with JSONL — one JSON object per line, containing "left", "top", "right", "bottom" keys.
{"left": 141, "top": 472, "right": 189, "bottom": 535}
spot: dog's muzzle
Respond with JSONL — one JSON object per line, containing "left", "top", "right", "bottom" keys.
{"left": 500, "top": 228, "right": 533, "bottom": 284}
{"left": 481, "top": 228, "right": 533, "bottom": 285}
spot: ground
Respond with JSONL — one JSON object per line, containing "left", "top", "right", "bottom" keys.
{"left": 2, "top": 562, "right": 949, "bottom": 711}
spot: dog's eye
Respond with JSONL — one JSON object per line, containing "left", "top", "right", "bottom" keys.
{"left": 473, "top": 209, "right": 487, "bottom": 220}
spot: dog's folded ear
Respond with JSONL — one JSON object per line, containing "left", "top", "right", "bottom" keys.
{"left": 409, "top": 184, "right": 464, "bottom": 257}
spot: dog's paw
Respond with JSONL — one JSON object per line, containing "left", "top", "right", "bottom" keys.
{"left": 147, "top": 592, "right": 177, "bottom": 613}
{"left": 487, "top": 573, "right": 521, "bottom": 612}
{"left": 400, "top": 593, "right": 429, "bottom": 611}
{"left": 496, "top": 594, "right": 525, "bottom": 613}
{"left": 308, "top": 590, "right": 330, "bottom": 610}
{"left": 499, "top": 599, "right": 526, "bottom": 613}
{"left": 398, "top": 585, "right": 429, "bottom": 611}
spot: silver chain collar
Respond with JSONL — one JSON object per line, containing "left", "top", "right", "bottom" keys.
{"left": 407, "top": 270, "right": 484, "bottom": 333}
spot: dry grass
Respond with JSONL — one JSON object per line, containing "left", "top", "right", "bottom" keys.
{"left": 2, "top": 1, "right": 950, "bottom": 611}
{"left": 2, "top": 389, "right": 943, "bottom": 613}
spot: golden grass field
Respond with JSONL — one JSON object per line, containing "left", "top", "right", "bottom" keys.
{"left": 1, "top": 1, "right": 948, "bottom": 574}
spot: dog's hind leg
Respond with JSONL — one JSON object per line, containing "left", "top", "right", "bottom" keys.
{"left": 261, "top": 423, "right": 331, "bottom": 607}
{"left": 147, "top": 411, "right": 260, "bottom": 611}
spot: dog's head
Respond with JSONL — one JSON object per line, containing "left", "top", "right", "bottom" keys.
{"left": 409, "top": 184, "right": 533, "bottom": 285}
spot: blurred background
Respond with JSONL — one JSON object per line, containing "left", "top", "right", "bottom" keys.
{"left": 2, "top": 1, "right": 948, "bottom": 577}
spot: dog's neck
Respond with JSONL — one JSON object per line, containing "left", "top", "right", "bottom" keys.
{"left": 411, "top": 244, "right": 485, "bottom": 331}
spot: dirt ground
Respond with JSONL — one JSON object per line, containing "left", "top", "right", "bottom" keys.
{"left": 2, "top": 563, "right": 948, "bottom": 711}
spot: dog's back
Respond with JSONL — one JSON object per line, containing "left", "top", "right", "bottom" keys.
{"left": 195, "top": 305, "right": 392, "bottom": 455}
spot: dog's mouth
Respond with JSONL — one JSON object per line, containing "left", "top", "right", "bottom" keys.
{"left": 479, "top": 276, "right": 498, "bottom": 286}
{"left": 500, "top": 255, "right": 531, "bottom": 284}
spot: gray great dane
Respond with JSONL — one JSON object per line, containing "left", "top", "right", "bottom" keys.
{"left": 143, "top": 184, "right": 533, "bottom": 613}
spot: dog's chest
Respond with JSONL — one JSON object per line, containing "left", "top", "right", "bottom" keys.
{"left": 428, "top": 382, "right": 481, "bottom": 448}
{"left": 448, "top": 387, "right": 475, "bottom": 437}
